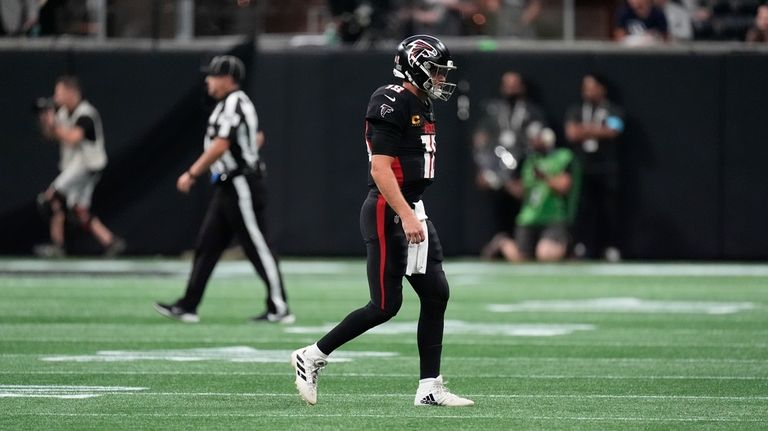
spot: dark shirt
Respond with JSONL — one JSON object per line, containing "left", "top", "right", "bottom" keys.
{"left": 565, "top": 101, "right": 624, "bottom": 176}
{"left": 365, "top": 84, "right": 437, "bottom": 202}
{"left": 616, "top": 6, "right": 669, "bottom": 37}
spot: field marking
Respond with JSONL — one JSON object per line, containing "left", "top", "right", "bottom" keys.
{"left": 2, "top": 412, "right": 765, "bottom": 423}
{"left": 2, "top": 388, "right": 765, "bottom": 401}
{"left": 286, "top": 320, "right": 595, "bottom": 337}
{"left": 0, "top": 385, "right": 146, "bottom": 399}
{"left": 4, "top": 370, "right": 767, "bottom": 380}
{"left": 4, "top": 258, "right": 768, "bottom": 278}
{"left": 38, "top": 346, "right": 396, "bottom": 363}
{"left": 488, "top": 298, "right": 756, "bottom": 315}
{"left": 4, "top": 340, "right": 768, "bottom": 349}
{"left": 39, "top": 392, "right": 767, "bottom": 401}
{"left": 446, "top": 262, "right": 768, "bottom": 278}
{"left": 3, "top": 337, "right": 767, "bottom": 349}
{"left": 5, "top": 352, "right": 764, "bottom": 365}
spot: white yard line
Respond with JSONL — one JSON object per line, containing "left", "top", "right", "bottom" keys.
{"left": 4, "top": 353, "right": 765, "bottom": 364}
{"left": 3, "top": 388, "right": 766, "bottom": 401}
{"left": 3, "top": 258, "right": 768, "bottom": 277}
{"left": 80, "top": 392, "right": 768, "bottom": 401}
{"left": 2, "top": 338, "right": 767, "bottom": 349}
{"left": 1, "top": 412, "right": 765, "bottom": 422}
{"left": 2, "top": 370, "right": 768, "bottom": 380}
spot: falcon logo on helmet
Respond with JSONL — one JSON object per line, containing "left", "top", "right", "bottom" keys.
{"left": 406, "top": 39, "right": 439, "bottom": 68}
{"left": 392, "top": 35, "right": 457, "bottom": 102}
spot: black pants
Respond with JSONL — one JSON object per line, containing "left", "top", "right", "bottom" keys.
{"left": 176, "top": 174, "right": 289, "bottom": 315}
{"left": 575, "top": 172, "right": 620, "bottom": 258}
{"left": 317, "top": 191, "right": 449, "bottom": 379}
{"left": 490, "top": 188, "right": 520, "bottom": 237}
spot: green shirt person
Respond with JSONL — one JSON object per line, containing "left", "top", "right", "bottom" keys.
{"left": 487, "top": 127, "right": 580, "bottom": 262}
{"left": 517, "top": 146, "right": 578, "bottom": 227}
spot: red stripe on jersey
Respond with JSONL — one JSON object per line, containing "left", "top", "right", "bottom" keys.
{"left": 392, "top": 157, "right": 404, "bottom": 187}
{"left": 376, "top": 194, "right": 387, "bottom": 310}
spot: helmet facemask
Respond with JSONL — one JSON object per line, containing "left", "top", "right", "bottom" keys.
{"left": 419, "top": 60, "right": 456, "bottom": 101}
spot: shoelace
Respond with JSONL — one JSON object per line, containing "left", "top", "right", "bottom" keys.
{"left": 432, "top": 379, "right": 464, "bottom": 402}
{"left": 308, "top": 358, "right": 327, "bottom": 385}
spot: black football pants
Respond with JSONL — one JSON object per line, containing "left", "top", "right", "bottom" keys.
{"left": 317, "top": 191, "right": 449, "bottom": 379}
{"left": 176, "top": 174, "right": 289, "bottom": 315}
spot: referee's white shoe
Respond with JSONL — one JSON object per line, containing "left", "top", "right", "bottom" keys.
{"left": 153, "top": 303, "right": 199, "bottom": 323}
{"left": 251, "top": 311, "right": 295, "bottom": 324}
{"left": 414, "top": 375, "right": 474, "bottom": 407}
{"left": 291, "top": 346, "right": 327, "bottom": 405}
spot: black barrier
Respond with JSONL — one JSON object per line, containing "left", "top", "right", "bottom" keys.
{"left": 1, "top": 44, "right": 766, "bottom": 259}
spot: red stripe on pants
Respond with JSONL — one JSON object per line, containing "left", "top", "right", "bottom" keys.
{"left": 376, "top": 195, "right": 387, "bottom": 310}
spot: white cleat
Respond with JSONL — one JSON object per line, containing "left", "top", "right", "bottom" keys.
{"left": 153, "top": 303, "right": 199, "bottom": 323}
{"left": 414, "top": 375, "right": 474, "bottom": 407}
{"left": 291, "top": 347, "right": 327, "bottom": 405}
{"left": 251, "top": 311, "right": 296, "bottom": 324}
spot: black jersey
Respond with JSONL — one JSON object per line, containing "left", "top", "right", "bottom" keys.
{"left": 365, "top": 84, "right": 437, "bottom": 202}
{"left": 205, "top": 90, "right": 260, "bottom": 178}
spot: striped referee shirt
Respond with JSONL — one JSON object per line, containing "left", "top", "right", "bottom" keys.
{"left": 205, "top": 90, "right": 259, "bottom": 177}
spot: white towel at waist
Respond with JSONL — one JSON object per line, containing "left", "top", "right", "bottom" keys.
{"left": 406, "top": 200, "right": 428, "bottom": 275}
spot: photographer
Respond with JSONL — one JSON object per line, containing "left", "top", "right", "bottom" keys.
{"left": 34, "top": 75, "right": 124, "bottom": 257}
{"left": 483, "top": 127, "right": 579, "bottom": 262}
{"left": 472, "top": 72, "right": 545, "bottom": 257}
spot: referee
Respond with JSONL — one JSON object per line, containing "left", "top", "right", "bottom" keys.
{"left": 154, "top": 55, "right": 293, "bottom": 324}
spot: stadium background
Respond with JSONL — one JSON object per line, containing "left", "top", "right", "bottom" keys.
{"left": 1, "top": 3, "right": 767, "bottom": 429}
{"left": 1, "top": 39, "right": 767, "bottom": 259}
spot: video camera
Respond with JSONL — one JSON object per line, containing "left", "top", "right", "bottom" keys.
{"left": 31, "top": 97, "right": 55, "bottom": 113}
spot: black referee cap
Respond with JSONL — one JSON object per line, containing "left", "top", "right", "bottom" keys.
{"left": 202, "top": 55, "right": 245, "bottom": 83}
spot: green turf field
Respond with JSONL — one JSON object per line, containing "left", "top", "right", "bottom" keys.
{"left": 0, "top": 259, "right": 766, "bottom": 430}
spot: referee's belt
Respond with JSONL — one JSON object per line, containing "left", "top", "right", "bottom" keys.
{"left": 211, "top": 167, "right": 260, "bottom": 183}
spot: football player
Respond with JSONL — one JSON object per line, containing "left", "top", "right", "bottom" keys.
{"left": 291, "top": 35, "right": 473, "bottom": 407}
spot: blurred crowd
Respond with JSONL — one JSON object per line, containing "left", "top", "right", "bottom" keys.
{"left": 614, "top": 0, "right": 768, "bottom": 44}
{"left": 324, "top": 0, "right": 768, "bottom": 45}
{"left": 1, "top": 0, "right": 767, "bottom": 43}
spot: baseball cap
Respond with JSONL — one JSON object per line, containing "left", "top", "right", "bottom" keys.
{"left": 202, "top": 55, "right": 245, "bottom": 83}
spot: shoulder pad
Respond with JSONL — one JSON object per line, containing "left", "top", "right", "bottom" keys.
{"left": 366, "top": 85, "right": 409, "bottom": 124}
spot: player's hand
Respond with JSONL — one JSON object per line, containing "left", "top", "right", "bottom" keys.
{"left": 177, "top": 172, "right": 196, "bottom": 194}
{"left": 401, "top": 212, "right": 425, "bottom": 244}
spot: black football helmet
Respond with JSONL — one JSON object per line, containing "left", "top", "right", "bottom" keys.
{"left": 393, "top": 35, "right": 457, "bottom": 101}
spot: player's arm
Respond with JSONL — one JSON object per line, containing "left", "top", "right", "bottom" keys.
{"left": 371, "top": 155, "right": 425, "bottom": 244}
{"left": 177, "top": 137, "right": 230, "bottom": 193}
{"left": 367, "top": 110, "right": 425, "bottom": 243}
